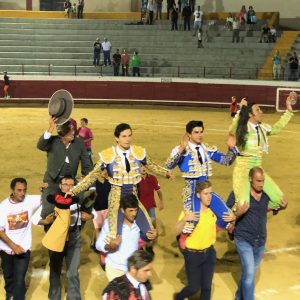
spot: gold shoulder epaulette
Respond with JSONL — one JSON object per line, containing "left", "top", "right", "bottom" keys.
{"left": 131, "top": 145, "right": 146, "bottom": 161}
{"left": 99, "top": 147, "right": 116, "bottom": 164}
{"left": 204, "top": 143, "right": 218, "bottom": 152}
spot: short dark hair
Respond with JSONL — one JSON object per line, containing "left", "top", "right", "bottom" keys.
{"left": 114, "top": 123, "right": 132, "bottom": 138}
{"left": 186, "top": 120, "right": 204, "bottom": 134}
{"left": 57, "top": 121, "right": 73, "bottom": 137}
{"left": 120, "top": 194, "right": 139, "bottom": 210}
{"left": 127, "top": 250, "right": 154, "bottom": 271}
{"left": 58, "top": 175, "right": 76, "bottom": 184}
{"left": 10, "top": 178, "right": 27, "bottom": 190}
{"left": 81, "top": 118, "right": 88, "bottom": 124}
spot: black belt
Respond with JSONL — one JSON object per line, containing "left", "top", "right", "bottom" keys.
{"left": 185, "top": 245, "right": 213, "bottom": 253}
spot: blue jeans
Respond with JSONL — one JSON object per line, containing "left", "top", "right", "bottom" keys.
{"left": 0, "top": 250, "right": 31, "bottom": 300}
{"left": 235, "top": 238, "right": 265, "bottom": 300}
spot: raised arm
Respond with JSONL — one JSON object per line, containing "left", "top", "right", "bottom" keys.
{"left": 37, "top": 116, "right": 57, "bottom": 151}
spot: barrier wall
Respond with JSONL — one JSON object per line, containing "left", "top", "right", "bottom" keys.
{"left": 2, "top": 76, "right": 300, "bottom": 110}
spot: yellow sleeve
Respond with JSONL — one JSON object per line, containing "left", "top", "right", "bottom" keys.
{"left": 229, "top": 113, "right": 240, "bottom": 135}
{"left": 71, "top": 159, "right": 103, "bottom": 195}
{"left": 269, "top": 110, "right": 293, "bottom": 135}
{"left": 145, "top": 155, "right": 169, "bottom": 177}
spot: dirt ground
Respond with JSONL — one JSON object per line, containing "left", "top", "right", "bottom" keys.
{"left": 0, "top": 105, "right": 299, "bottom": 300}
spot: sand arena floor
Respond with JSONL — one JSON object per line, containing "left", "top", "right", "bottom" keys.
{"left": 0, "top": 105, "right": 299, "bottom": 300}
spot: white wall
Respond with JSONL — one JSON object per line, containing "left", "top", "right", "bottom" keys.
{"left": 0, "top": 0, "right": 299, "bottom": 18}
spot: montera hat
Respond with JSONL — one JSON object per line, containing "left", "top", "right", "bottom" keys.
{"left": 48, "top": 89, "right": 74, "bottom": 125}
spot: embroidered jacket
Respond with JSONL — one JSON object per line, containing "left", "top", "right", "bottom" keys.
{"left": 165, "top": 143, "right": 237, "bottom": 179}
{"left": 229, "top": 110, "right": 293, "bottom": 157}
{"left": 72, "top": 145, "right": 168, "bottom": 195}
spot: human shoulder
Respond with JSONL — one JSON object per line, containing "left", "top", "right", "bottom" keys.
{"left": 131, "top": 145, "right": 146, "bottom": 161}
{"left": 202, "top": 143, "right": 218, "bottom": 152}
{"left": 99, "top": 146, "right": 116, "bottom": 164}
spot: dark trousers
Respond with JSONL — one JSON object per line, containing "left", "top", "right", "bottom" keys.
{"left": 93, "top": 52, "right": 100, "bottom": 66}
{"left": 232, "top": 29, "right": 240, "bottom": 42}
{"left": 171, "top": 19, "right": 178, "bottom": 30}
{"left": 175, "top": 247, "right": 216, "bottom": 300}
{"left": 132, "top": 67, "right": 140, "bottom": 77}
{"left": 113, "top": 63, "right": 120, "bottom": 76}
{"left": 0, "top": 250, "right": 31, "bottom": 300}
{"left": 184, "top": 16, "right": 191, "bottom": 30}
{"left": 122, "top": 64, "right": 129, "bottom": 76}
{"left": 77, "top": 5, "right": 83, "bottom": 18}
{"left": 148, "top": 10, "right": 154, "bottom": 24}
{"left": 103, "top": 51, "right": 111, "bottom": 66}
{"left": 48, "top": 229, "right": 81, "bottom": 300}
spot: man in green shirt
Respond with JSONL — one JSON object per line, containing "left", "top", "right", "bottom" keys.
{"left": 131, "top": 51, "right": 141, "bottom": 77}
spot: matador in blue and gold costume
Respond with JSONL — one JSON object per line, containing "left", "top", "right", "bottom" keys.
{"left": 70, "top": 124, "right": 169, "bottom": 238}
{"left": 165, "top": 120, "right": 238, "bottom": 233}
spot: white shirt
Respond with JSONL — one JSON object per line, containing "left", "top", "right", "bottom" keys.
{"left": 102, "top": 41, "right": 112, "bottom": 51}
{"left": 0, "top": 195, "right": 41, "bottom": 253}
{"left": 116, "top": 145, "right": 131, "bottom": 169}
{"left": 194, "top": 10, "right": 203, "bottom": 22}
{"left": 96, "top": 219, "right": 140, "bottom": 272}
{"left": 188, "top": 141, "right": 206, "bottom": 162}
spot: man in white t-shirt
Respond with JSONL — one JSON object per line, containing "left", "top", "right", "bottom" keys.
{"left": 0, "top": 177, "right": 43, "bottom": 300}
{"left": 102, "top": 37, "right": 112, "bottom": 66}
{"left": 193, "top": 5, "right": 204, "bottom": 36}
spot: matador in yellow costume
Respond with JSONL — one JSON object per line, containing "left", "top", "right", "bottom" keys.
{"left": 229, "top": 97, "right": 294, "bottom": 211}
{"left": 70, "top": 123, "right": 170, "bottom": 238}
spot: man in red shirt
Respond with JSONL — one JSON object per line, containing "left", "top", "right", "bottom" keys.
{"left": 138, "top": 165, "right": 164, "bottom": 228}
{"left": 78, "top": 117, "right": 94, "bottom": 163}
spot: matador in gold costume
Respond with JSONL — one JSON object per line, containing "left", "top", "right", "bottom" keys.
{"left": 70, "top": 123, "right": 170, "bottom": 238}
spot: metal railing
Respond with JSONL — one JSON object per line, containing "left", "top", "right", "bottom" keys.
{"left": 1, "top": 64, "right": 291, "bottom": 81}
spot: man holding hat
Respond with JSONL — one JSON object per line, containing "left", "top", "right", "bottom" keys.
{"left": 37, "top": 90, "right": 93, "bottom": 219}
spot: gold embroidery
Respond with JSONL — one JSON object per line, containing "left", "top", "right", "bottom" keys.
{"left": 99, "top": 147, "right": 116, "bottom": 164}
{"left": 131, "top": 145, "right": 146, "bottom": 161}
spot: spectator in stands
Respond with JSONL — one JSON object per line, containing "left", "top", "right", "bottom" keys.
{"left": 197, "top": 28, "right": 203, "bottom": 48}
{"left": 259, "top": 23, "right": 270, "bottom": 43}
{"left": 232, "top": 17, "right": 240, "bottom": 43}
{"left": 288, "top": 51, "right": 299, "bottom": 81}
{"left": 131, "top": 51, "right": 141, "bottom": 77}
{"left": 112, "top": 49, "right": 121, "bottom": 76}
{"left": 270, "top": 25, "right": 277, "bottom": 43}
{"left": 225, "top": 13, "right": 233, "bottom": 30}
{"left": 78, "top": 118, "right": 94, "bottom": 163}
{"left": 182, "top": 1, "right": 192, "bottom": 31}
{"left": 71, "top": 3, "right": 77, "bottom": 18}
{"left": 102, "top": 37, "right": 112, "bottom": 67}
{"left": 156, "top": 0, "right": 163, "bottom": 20}
{"left": 171, "top": 6, "right": 179, "bottom": 31}
{"left": 64, "top": 0, "right": 72, "bottom": 18}
{"left": 167, "top": 0, "right": 175, "bottom": 20}
{"left": 230, "top": 96, "right": 238, "bottom": 118}
{"left": 147, "top": 0, "right": 155, "bottom": 25}
{"left": 246, "top": 5, "right": 256, "bottom": 31}
{"left": 77, "top": 0, "right": 84, "bottom": 19}
{"left": 272, "top": 50, "right": 282, "bottom": 80}
{"left": 3, "top": 71, "right": 10, "bottom": 99}
{"left": 189, "top": 0, "right": 195, "bottom": 12}
{"left": 238, "top": 5, "right": 247, "bottom": 28}
{"left": 192, "top": 5, "right": 204, "bottom": 36}
{"left": 177, "top": 0, "right": 182, "bottom": 12}
{"left": 93, "top": 37, "right": 101, "bottom": 66}
{"left": 121, "top": 49, "right": 130, "bottom": 76}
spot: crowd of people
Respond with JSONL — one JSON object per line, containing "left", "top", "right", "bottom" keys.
{"left": 0, "top": 89, "right": 296, "bottom": 299}
{"left": 93, "top": 37, "right": 142, "bottom": 77}
{"left": 64, "top": 0, "right": 84, "bottom": 19}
